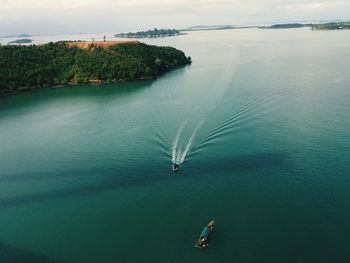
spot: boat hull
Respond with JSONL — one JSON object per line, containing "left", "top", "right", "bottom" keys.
{"left": 195, "top": 220, "right": 214, "bottom": 248}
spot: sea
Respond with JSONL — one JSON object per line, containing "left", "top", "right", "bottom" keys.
{"left": 0, "top": 28, "right": 350, "bottom": 262}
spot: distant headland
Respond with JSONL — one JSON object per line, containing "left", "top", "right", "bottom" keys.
{"left": 0, "top": 41, "right": 191, "bottom": 95}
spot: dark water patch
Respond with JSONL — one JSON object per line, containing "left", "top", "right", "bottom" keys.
{"left": 185, "top": 151, "right": 291, "bottom": 176}
{"left": 0, "top": 241, "right": 62, "bottom": 263}
{"left": 0, "top": 81, "right": 154, "bottom": 123}
{"left": 0, "top": 151, "right": 290, "bottom": 209}
{"left": 0, "top": 162, "right": 179, "bottom": 208}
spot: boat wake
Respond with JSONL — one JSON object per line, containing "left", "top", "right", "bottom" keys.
{"left": 172, "top": 119, "right": 205, "bottom": 165}
{"left": 172, "top": 120, "right": 187, "bottom": 164}
{"left": 195, "top": 90, "right": 278, "bottom": 150}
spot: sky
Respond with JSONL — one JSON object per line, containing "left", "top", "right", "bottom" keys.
{"left": 0, "top": 0, "right": 349, "bottom": 35}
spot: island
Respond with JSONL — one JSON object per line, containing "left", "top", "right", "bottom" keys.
{"left": 115, "top": 28, "right": 185, "bottom": 38}
{"left": 8, "top": 39, "right": 33, "bottom": 44}
{"left": 2, "top": 33, "right": 32, "bottom": 38}
{"left": 259, "top": 22, "right": 350, "bottom": 30}
{"left": 16, "top": 34, "right": 32, "bottom": 38}
{"left": 0, "top": 41, "right": 192, "bottom": 95}
{"left": 311, "top": 22, "right": 350, "bottom": 30}
{"left": 259, "top": 23, "right": 308, "bottom": 29}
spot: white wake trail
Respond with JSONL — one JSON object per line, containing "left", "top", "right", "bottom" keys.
{"left": 172, "top": 121, "right": 187, "bottom": 164}
{"left": 179, "top": 119, "right": 205, "bottom": 164}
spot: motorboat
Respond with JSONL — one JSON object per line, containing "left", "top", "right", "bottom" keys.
{"left": 173, "top": 163, "right": 180, "bottom": 172}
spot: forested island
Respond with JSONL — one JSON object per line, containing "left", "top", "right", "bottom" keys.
{"left": 0, "top": 41, "right": 191, "bottom": 95}
{"left": 260, "top": 22, "right": 350, "bottom": 30}
{"left": 259, "top": 23, "right": 307, "bottom": 29}
{"left": 115, "top": 28, "right": 184, "bottom": 38}
{"left": 311, "top": 22, "right": 350, "bottom": 30}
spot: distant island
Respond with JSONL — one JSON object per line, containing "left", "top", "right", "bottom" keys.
{"left": 0, "top": 41, "right": 191, "bottom": 95}
{"left": 8, "top": 38, "right": 33, "bottom": 44}
{"left": 259, "top": 23, "right": 308, "bottom": 29}
{"left": 2, "top": 33, "right": 32, "bottom": 38}
{"left": 260, "top": 22, "right": 350, "bottom": 30}
{"left": 311, "top": 22, "right": 350, "bottom": 30}
{"left": 16, "top": 34, "right": 32, "bottom": 38}
{"left": 115, "top": 28, "right": 185, "bottom": 38}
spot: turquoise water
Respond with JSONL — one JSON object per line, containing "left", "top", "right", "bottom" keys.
{"left": 0, "top": 28, "right": 350, "bottom": 262}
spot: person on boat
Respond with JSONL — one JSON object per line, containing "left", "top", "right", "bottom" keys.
{"left": 199, "top": 227, "right": 209, "bottom": 247}
{"left": 201, "top": 237, "right": 208, "bottom": 247}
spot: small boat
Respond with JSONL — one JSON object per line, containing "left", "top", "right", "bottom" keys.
{"left": 195, "top": 220, "right": 215, "bottom": 248}
{"left": 173, "top": 163, "right": 180, "bottom": 172}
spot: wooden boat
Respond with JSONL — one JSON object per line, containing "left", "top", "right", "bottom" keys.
{"left": 195, "top": 220, "right": 215, "bottom": 248}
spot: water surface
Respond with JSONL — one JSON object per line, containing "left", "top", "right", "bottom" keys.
{"left": 1, "top": 28, "right": 350, "bottom": 263}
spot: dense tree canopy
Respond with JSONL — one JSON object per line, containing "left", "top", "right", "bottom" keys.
{"left": 311, "top": 22, "right": 350, "bottom": 30}
{"left": 0, "top": 42, "right": 191, "bottom": 94}
{"left": 115, "top": 28, "right": 182, "bottom": 38}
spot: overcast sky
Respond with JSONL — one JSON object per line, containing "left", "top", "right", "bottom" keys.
{"left": 0, "top": 0, "right": 349, "bottom": 35}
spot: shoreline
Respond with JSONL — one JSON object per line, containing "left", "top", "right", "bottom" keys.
{"left": 0, "top": 63, "right": 191, "bottom": 97}
{"left": 0, "top": 77, "right": 155, "bottom": 97}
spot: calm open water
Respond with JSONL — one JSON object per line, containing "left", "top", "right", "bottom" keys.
{"left": 0, "top": 28, "right": 350, "bottom": 263}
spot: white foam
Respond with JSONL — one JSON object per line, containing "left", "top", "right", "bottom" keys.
{"left": 172, "top": 120, "right": 187, "bottom": 164}
{"left": 178, "top": 119, "right": 205, "bottom": 164}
